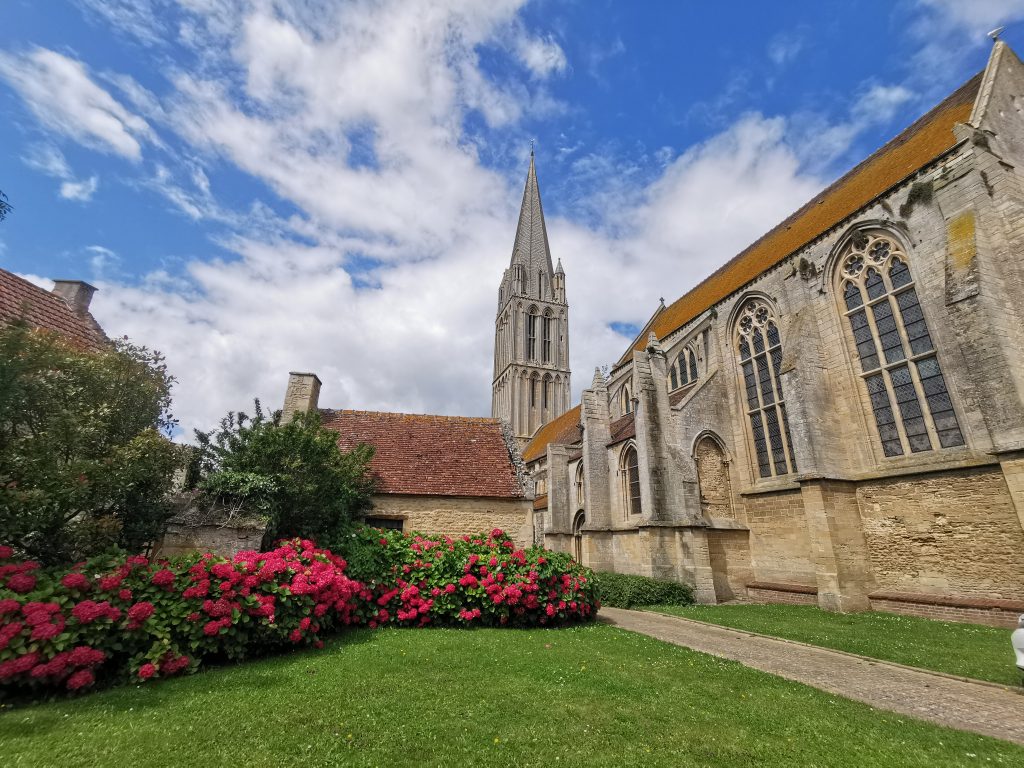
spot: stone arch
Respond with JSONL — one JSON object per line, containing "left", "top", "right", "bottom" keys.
{"left": 572, "top": 510, "right": 586, "bottom": 563}
{"left": 693, "top": 432, "right": 734, "bottom": 521}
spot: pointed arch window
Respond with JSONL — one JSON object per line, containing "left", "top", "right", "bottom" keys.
{"left": 526, "top": 307, "right": 538, "bottom": 361}
{"left": 837, "top": 232, "right": 964, "bottom": 457}
{"left": 621, "top": 445, "right": 641, "bottom": 516}
{"left": 736, "top": 299, "right": 797, "bottom": 478}
{"left": 671, "top": 337, "right": 703, "bottom": 390}
{"left": 542, "top": 311, "right": 553, "bottom": 363}
{"left": 542, "top": 374, "right": 552, "bottom": 412}
{"left": 575, "top": 462, "right": 585, "bottom": 508}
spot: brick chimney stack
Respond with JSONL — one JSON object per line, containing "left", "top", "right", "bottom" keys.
{"left": 282, "top": 372, "right": 322, "bottom": 423}
{"left": 51, "top": 280, "right": 97, "bottom": 315}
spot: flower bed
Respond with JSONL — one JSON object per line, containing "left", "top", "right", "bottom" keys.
{"left": 0, "top": 529, "right": 597, "bottom": 697}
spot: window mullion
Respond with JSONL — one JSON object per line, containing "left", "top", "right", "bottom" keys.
{"left": 764, "top": 340, "right": 796, "bottom": 472}
{"left": 857, "top": 282, "right": 910, "bottom": 455}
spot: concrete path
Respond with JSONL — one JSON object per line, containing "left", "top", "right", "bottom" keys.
{"left": 600, "top": 607, "right": 1024, "bottom": 746}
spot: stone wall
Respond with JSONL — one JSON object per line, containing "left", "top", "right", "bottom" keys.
{"left": 367, "top": 494, "right": 533, "bottom": 548}
{"left": 742, "top": 489, "right": 816, "bottom": 586}
{"left": 857, "top": 466, "right": 1024, "bottom": 600}
{"left": 707, "top": 529, "right": 751, "bottom": 601}
{"left": 159, "top": 523, "right": 265, "bottom": 560}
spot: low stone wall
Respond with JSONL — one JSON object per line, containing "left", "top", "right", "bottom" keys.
{"left": 868, "top": 591, "right": 1024, "bottom": 629}
{"left": 746, "top": 581, "right": 819, "bottom": 606}
{"left": 367, "top": 494, "right": 533, "bottom": 548}
{"left": 155, "top": 496, "right": 267, "bottom": 560}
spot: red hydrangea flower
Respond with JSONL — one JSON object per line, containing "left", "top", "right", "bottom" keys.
{"left": 202, "top": 620, "right": 222, "bottom": 636}
{"left": 7, "top": 573, "right": 36, "bottom": 593}
{"left": 151, "top": 569, "right": 176, "bottom": 589}
{"left": 138, "top": 663, "right": 157, "bottom": 680}
{"left": 67, "top": 646, "right": 105, "bottom": 667}
{"left": 0, "top": 545, "right": 13, "bottom": 559}
{"left": 118, "top": 589, "right": 133, "bottom": 601}
{"left": 66, "top": 668, "right": 95, "bottom": 691}
{"left": 98, "top": 574, "right": 123, "bottom": 591}
{"left": 31, "top": 622, "right": 62, "bottom": 641}
{"left": 61, "top": 573, "right": 91, "bottom": 591}
{"left": 127, "top": 601, "right": 155, "bottom": 628}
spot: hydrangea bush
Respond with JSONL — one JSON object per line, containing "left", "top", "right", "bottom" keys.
{"left": 0, "top": 529, "right": 597, "bottom": 698}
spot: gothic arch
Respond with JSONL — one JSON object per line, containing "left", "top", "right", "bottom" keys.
{"left": 693, "top": 432, "right": 734, "bottom": 520}
{"left": 619, "top": 441, "right": 641, "bottom": 518}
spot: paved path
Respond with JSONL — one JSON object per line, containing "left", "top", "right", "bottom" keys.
{"left": 600, "top": 607, "right": 1024, "bottom": 745}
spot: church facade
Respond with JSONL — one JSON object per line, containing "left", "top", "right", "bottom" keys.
{"left": 520, "top": 42, "right": 1024, "bottom": 627}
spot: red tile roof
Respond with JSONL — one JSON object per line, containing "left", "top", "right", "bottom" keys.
{"left": 0, "top": 269, "right": 107, "bottom": 349}
{"left": 617, "top": 72, "right": 982, "bottom": 365}
{"left": 522, "top": 404, "right": 582, "bottom": 463}
{"left": 320, "top": 410, "right": 523, "bottom": 499}
{"left": 607, "top": 412, "right": 635, "bottom": 447}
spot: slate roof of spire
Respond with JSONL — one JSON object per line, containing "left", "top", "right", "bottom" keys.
{"left": 509, "top": 151, "right": 555, "bottom": 277}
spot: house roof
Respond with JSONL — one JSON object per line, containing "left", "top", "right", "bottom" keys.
{"left": 320, "top": 409, "right": 523, "bottom": 499}
{"left": 616, "top": 71, "right": 982, "bottom": 366}
{"left": 0, "top": 268, "right": 107, "bottom": 349}
{"left": 522, "top": 403, "right": 582, "bottom": 463}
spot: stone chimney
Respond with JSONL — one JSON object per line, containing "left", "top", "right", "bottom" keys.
{"left": 51, "top": 280, "right": 97, "bottom": 315}
{"left": 282, "top": 372, "right": 322, "bottom": 423}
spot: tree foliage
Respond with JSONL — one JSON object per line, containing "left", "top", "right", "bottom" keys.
{"left": 0, "top": 323, "right": 181, "bottom": 564}
{"left": 190, "top": 402, "right": 375, "bottom": 546}
{"left": 0, "top": 190, "right": 11, "bottom": 223}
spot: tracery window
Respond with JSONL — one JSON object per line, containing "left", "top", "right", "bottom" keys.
{"left": 671, "top": 338, "right": 702, "bottom": 390}
{"left": 736, "top": 299, "right": 797, "bottom": 478}
{"left": 837, "top": 232, "right": 964, "bottom": 456}
{"left": 621, "top": 445, "right": 641, "bottom": 516}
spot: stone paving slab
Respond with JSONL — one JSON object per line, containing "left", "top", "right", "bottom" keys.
{"left": 600, "top": 607, "right": 1024, "bottom": 745}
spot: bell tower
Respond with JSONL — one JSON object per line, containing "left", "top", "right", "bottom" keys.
{"left": 492, "top": 151, "right": 571, "bottom": 444}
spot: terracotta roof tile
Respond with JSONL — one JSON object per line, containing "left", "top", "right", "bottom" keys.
{"left": 618, "top": 72, "right": 982, "bottom": 365}
{"left": 320, "top": 410, "right": 523, "bottom": 499}
{"left": 607, "top": 412, "right": 635, "bottom": 447}
{"left": 522, "top": 404, "right": 582, "bottom": 462}
{"left": 0, "top": 268, "right": 107, "bottom": 349}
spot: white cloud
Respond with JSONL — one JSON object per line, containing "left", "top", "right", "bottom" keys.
{"left": 515, "top": 33, "right": 568, "bottom": 79}
{"left": 22, "top": 144, "right": 100, "bottom": 202}
{"left": 767, "top": 31, "right": 804, "bottom": 66}
{"left": 0, "top": 48, "right": 154, "bottom": 160}
{"left": 60, "top": 176, "right": 100, "bottom": 202}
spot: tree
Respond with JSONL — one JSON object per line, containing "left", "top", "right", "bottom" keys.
{"left": 0, "top": 190, "right": 11, "bottom": 222}
{"left": 190, "top": 402, "right": 375, "bottom": 546}
{"left": 0, "top": 323, "right": 181, "bottom": 564}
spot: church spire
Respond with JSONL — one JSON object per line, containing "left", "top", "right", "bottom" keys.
{"left": 509, "top": 150, "right": 555, "bottom": 277}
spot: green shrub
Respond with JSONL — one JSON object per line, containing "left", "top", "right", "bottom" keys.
{"left": 594, "top": 571, "right": 693, "bottom": 608}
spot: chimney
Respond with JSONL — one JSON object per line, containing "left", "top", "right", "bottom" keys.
{"left": 51, "top": 280, "right": 97, "bottom": 315}
{"left": 282, "top": 372, "right": 322, "bottom": 423}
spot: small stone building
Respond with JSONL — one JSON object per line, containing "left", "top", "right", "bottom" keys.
{"left": 523, "top": 42, "right": 1024, "bottom": 627}
{"left": 282, "top": 373, "right": 533, "bottom": 546}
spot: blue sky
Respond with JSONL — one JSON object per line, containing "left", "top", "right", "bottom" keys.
{"left": 1, "top": 0, "right": 1023, "bottom": 435}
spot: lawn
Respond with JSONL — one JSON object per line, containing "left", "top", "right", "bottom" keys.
{"left": 2, "top": 624, "right": 1021, "bottom": 767}
{"left": 649, "top": 603, "right": 1020, "bottom": 686}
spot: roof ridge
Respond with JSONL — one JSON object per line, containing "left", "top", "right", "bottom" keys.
{"left": 616, "top": 69, "right": 984, "bottom": 366}
{"left": 320, "top": 408, "right": 500, "bottom": 424}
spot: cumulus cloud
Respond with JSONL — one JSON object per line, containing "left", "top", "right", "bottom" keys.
{"left": 60, "top": 177, "right": 100, "bottom": 202}
{"left": 0, "top": 48, "right": 154, "bottom": 160}
{"left": 7, "top": 0, "right": 1010, "bottom": 439}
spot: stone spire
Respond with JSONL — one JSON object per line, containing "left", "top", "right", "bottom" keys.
{"left": 509, "top": 149, "right": 555, "bottom": 279}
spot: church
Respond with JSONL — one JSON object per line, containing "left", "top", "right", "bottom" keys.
{"left": 516, "top": 41, "right": 1024, "bottom": 628}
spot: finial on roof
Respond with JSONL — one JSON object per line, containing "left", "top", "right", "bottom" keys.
{"left": 659, "top": 296, "right": 665, "bottom": 309}
{"left": 555, "top": 258, "right": 564, "bottom": 275}
{"left": 989, "top": 26, "right": 1005, "bottom": 42}
{"left": 530, "top": 138, "right": 535, "bottom": 156}
{"left": 592, "top": 366, "right": 606, "bottom": 387}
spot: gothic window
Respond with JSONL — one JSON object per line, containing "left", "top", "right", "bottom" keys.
{"left": 670, "top": 363, "right": 678, "bottom": 389}
{"left": 621, "top": 445, "right": 641, "bottom": 516}
{"left": 542, "top": 374, "right": 552, "bottom": 412}
{"left": 572, "top": 511, "right": 585, "bottom": 563}
{"left": 526, "top": 307, "right": 538, "bottom": 361}
{"left": 542, "top": 312, "right": 552, "bottom": 362}
{"left": 735, "top": 299, "right": 797, "bottom": 479}
{"left": 837, "top": 232, "right": 964, "bottom": 457}
{"left": 530, "top": 374, "right": 538, "bottom": 408}
{"left": 688, "top": 345, "right": 699, "bottom": 381}
{"left": 677, "top": 349, "right": 690, "bottom": 386}
{"left": 620, "top": 383, "right": 633, "bottom": 414}
{"left": 575, "top": 463, "right": 585, "bottom": 508}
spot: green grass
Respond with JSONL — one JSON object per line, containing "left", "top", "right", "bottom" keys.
{"left": 2, "top": 624, "right": 1022, "bottom": 767}
{"left": 648, "top": 603, "right": 1021, "bottom": 686}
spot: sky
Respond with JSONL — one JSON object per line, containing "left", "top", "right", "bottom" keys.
{"left": 2, "top": 0, "right": 1024, "bottom": 438}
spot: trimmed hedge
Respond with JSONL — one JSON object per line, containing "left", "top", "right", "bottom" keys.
{"left": 594, "top": 571, "right": 693, "bottom": 608}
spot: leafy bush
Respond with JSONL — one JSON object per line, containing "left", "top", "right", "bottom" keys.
{"left": 0, "top": 323, "right": 181, "bottom": 565}
{"left": 0, "top": 529, "right": 597, "bottom": 698}
{"left": 189, "top": 402, "right": 375, "bottom": 546}
{"left": 335, "top": 527, "right": 599, "bottom": 628}
{"left": 593, "top": 571, "right": 693, "bottom": 609}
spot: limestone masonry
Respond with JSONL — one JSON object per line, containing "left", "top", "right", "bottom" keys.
{"left": 521, "top": 41, "right": 1024, "bottom": 627}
